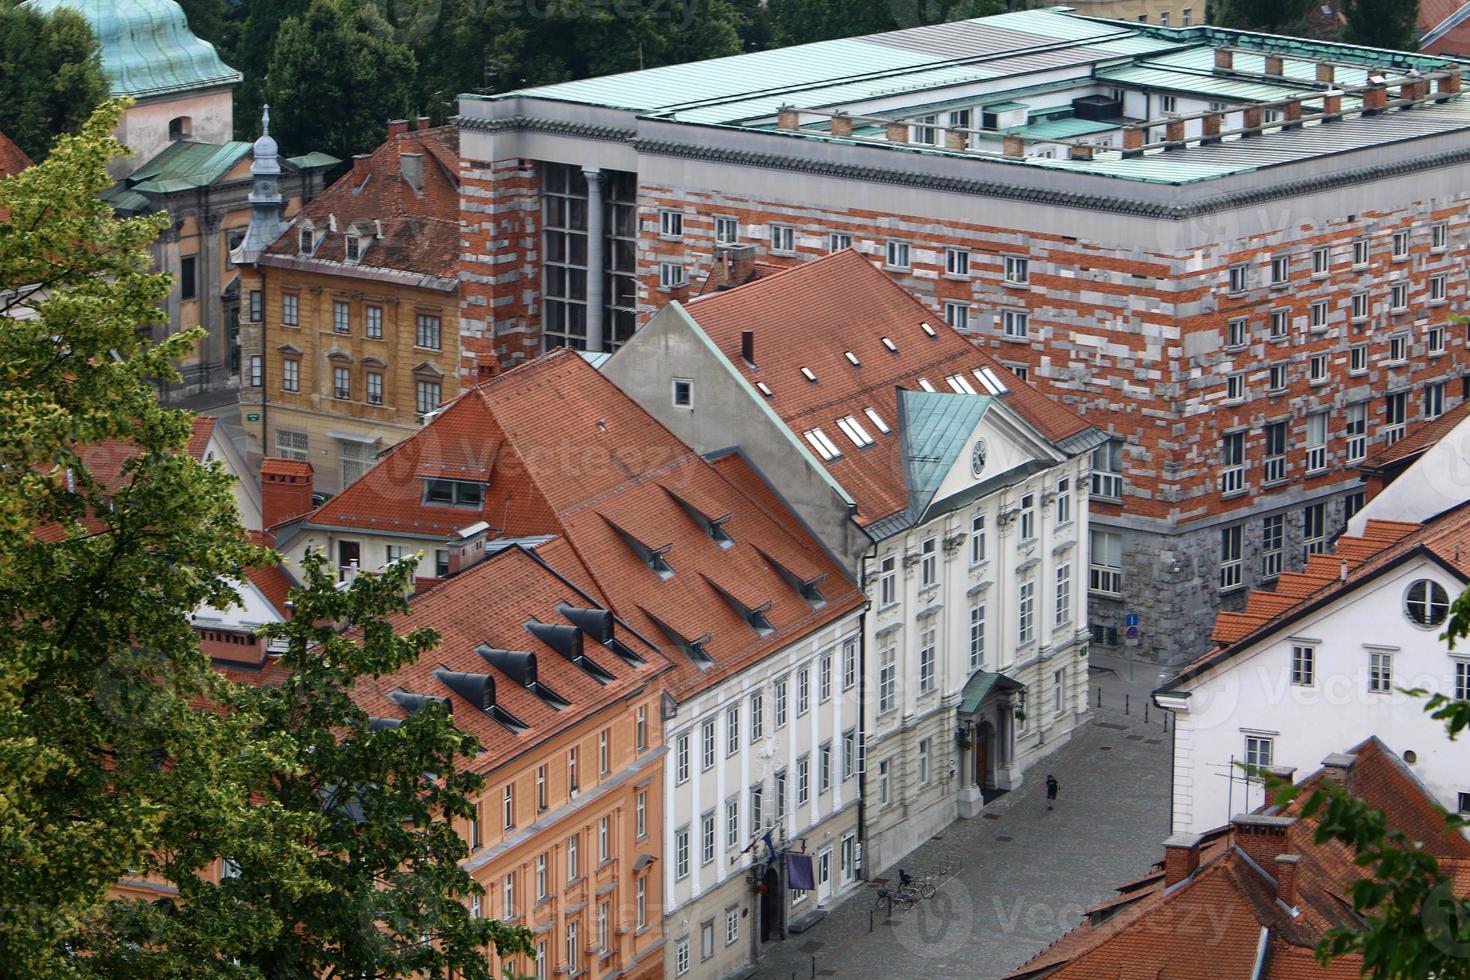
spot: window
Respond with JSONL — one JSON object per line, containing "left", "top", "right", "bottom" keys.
{"left": 726, "top": 907, "right": 740, "bottom": 946}
{"left": 969, "top": 599, "right": 986, "bottom": 669}
{"left": 248, "top": 355, "right": 262, "bottom": 388}
{"left": 1310, "top": 301, "right": 1328, "bottom": 331}
{"left": 1055, "top": 563, "right": 1072, "bottom": 627}
{"left": 1182, "top": 6, "right": 1192, "bottom": 23}
{"left": 1291, "top": 645, "right": 1315, "bottom": 686}
{"left": 920, "top": 536, "right": 938, "bottom": 587}
{"left": 1245, "top": 736, "right": 1273, "bottom": 769}
{"left": 1455, "top": 661, "right": 1469, "bottom": 701}
{"left": 672, "top": 378, "right": 693, "bottom": 408}
{"left": 886, "top": 240, "right": 910, "bottom": 270}
{"left": 423, "top": 479, "right": 483, "bottom": 508}
{"left": 503, "top": 872, "right": 516, "bottom": 919}
{"left": 1090, "top": 529, "right": 1122, "bottom": 595}
{"left": 333, "top": 365, "right": 351, "bottom": 401}
{"left": 675, "top": 939, "right": 689, "bottom": 976}
{"left": 298, "top": 228, "right": 314, "bottom": 254}
{"left": 659, "top": 261, "right": 687, "bottom": 289}
{"left": 1351, "top": 291, "right": 1369, "bottom": 321}
{"left": 536, "top": 942, "right": 548, "bottom": 980}
{"left": 1430, "top": 324, "right": 1446, "bottom": 355}
{"left": 1158, "top": 11, "right": 1170, "bottom": 26}
{"left": 1304, "top": 414, "right": 1329, "bottom": 475}
{"left": 365, "top": 371, "right": 383, "bottom": 406}
{"left": 828, "top": 231, "right": 852, "bottom": 252}
{"left": 659, "top": 209, "right": 684, "bottom": 239}
{"left": 1261, "top": 514, "right": 1284, "bottom": 579}
{"left": 911, "top": 114, "right": 938, "bottom": 144}
{"left": 804, "top": 427, "right": 842, "bottom": 461}
{"left": 751, "top": 691, "right": 763, "bottom": 741}
{"left": 636, "top": 789, "right": 647, "bottom": 839}
{"left": 1392, "top": 229, "right": 1410, "bottom": 258}
{"left": 1391, "top": 282, "right": 1409, "bottom": 311}
{"left": 1369, "top": 651, "right": 1393, "bottom": 693}
{"left": 1385, "top": 391, "right": 1407, "bottom": 444}
{"left": 819, "top": 741, "right": 832, "bottom": 793}
{"left": 842, "top": 729, "right": 856, "bottom": 781}
{"left": 344, "top": 234, "right": 360, "bottom": 263}
{"left": 636, "top": 705, "right": 647, "bottom": 752}
{"left": 536, "top": 765, "right": 547, "bottom": 812}
{"left": 1228, "top": 264, "right": 1248, "bottom": 293}
{"left": 1269, "top": 309, "right": 1289, "bottom": 340}
{"left": 536, "top": 852, "right": 548, "bottom": 898}
{"left": 597, "top": 901, "right": 609, "bottom": 952}
{"left": 1353, "top": 238, "right": 1370, "bottom": 267}
{"left": 1227, "top": 317, "right": 1247, "bottom": 348}
{"left": 1303, "top": 502, "right": 1327, "bottom": 558}
{"left": 339, "top": 439, "right": 374, "bottom": 488}
{"left": 797, "top": 756, "right": 810, "bottom": 805}
{"left": 725, "top": 707, "right": 740, "bottom": 758}
{"left": 918, "top": 626, "right": 936, "bottom": 694}
{"left": 1019, "top": 493, "right": 1035, "bottom": 541}
{"left": 1220, "top": 525, "right": 1243, "bottom": 591}
{"left": 415, "top": 380, "right": 441, "bottom": 415}
{"left": 1433, "top": 222, "right": 1449, "bottom": 251}
{"left": 842, "top": 639, "right": 857, "bottom": 690}
{"left": 179, "top": 255, "right": 197, "bottom": 301}
{"left": 1221, "top": 431, "right": 1246, "bottom": 494}
{"left": 1002, "top": 309, "right": 1029, "bottom": 338}
{"left": 917, "top": 738, "right": 931, "bottom": 785}
{"left": 1271, "top": 255, "right": 1289, "bottom": 285}
{"left": 820, "top": 655, "right": 832, "bottom": 703}
{"left": 469, "top": 799, "right": 483, "bottom": 850}
{"left": 1160, "top": 94, "right": 1177, "bottom": 113}
{"left": 701, "top": 812, "right": 715, "bottom": 865}
{"left": 702, "top": 719, "right": 716, "bottom": 771}
{"left": 598, "top": 729, "right": 610, "bottom": 776}
{"left": 675, "top": 827, "right": 690, "bottom": 879}
{"left": 1426, "top": 381, "right": 1446, "bottom": 420}
{"left": 715, "top": 215, "right": 739, "bottom": 244}
{"left": 944, "top": 301, "right": 970, "bottom": 331}
{"left": 249, "top": 289, "right": 262, "bottom": 322}
{"left": 568, "top": 746, "right": 580, "bottom": 794}
{"left": 1004, "top": 255, "right": 1029, "bottom": 285}
{"left": 1312, "top": 246, "right": 1330, "bottom": 276}
{"left": 675, "top": 732, "right": 690, "bottom": 784}
{"left": 879, "top": 555, "right": 897, "bottom": 607}
{"left": 836, "top": 415, "right": 874, "bottom": 448}
{"left": 1056, "top": 478, "right": 1071, "bottom": 526}
{"left": 770, "top": 223, "right": 796, "bottom": 253}
{"left": 1268, "top": 363, "right": 1287, "bottom": 392}
{"left": 568, "top": 832, "right": 580, "bottom": 880}
{"left": 359, "top": 305, "right": 380, "bottom": 341}
{"left": 1264, "top": 421, "right": 1287, "bottom": 484}
{"left": 1406, "top": 580, "right": 1450, "bottom": 627}
{"left": 797, "top": 667, "right": 811, "bottom": 716}
{"left": 1347, "top": 403, "right": 1367, "bottom": 461}
{"left": 750, "top": 783, "right": 763, "bottom": 830}
{"left": 1226, "top": 371, "right": 1246, "bottom": 402}
{"left": 878, "top": 639, "right": 897, "bottom": 714}
{"left": 1350, "top": 344, "right": 1368, "bottom": 375}
{"left": 1431, "top": 275, "right": 1447, "bottom": 303}
{"left": 415, "top": 313, "right": 441, "bottom": 350}
{"left": 878, "top": 759, "right": 891, "bottom": 805}
{"left": 1053, "top": 667, "right": 1065, "bottom": 715}
{"left": 333, "top": 300, "right": 350, "bottom": 334}
{"left": 1091, "top": 442, "right": 1123, "bottom": 499}
{"left": 281, "top": 358, "right": 300, "bottom": 393}
{"left": 1345, "top": 490, "right": 1366, "bottom": 521}
{"left": 724, "top": 797, "right": 739, "bottom": 849}
{"left": 946, "top": 248, "right": 971, "bottom": 277}
{"left": 774, "top": 770, "right": 786, "bottom": 820}
{"left": 1018, "top": 576, "right": 1035, "bottom": 646}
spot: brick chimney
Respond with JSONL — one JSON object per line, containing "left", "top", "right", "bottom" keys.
{"left": 1316, "top": 62, "right": 1335, "bottom": 84}
{"left": 1002, "top": 135, "right": 1025, "bottom": 158}
{"left": 1242, "top": 106, "right": 1262, "bottom": 133}
{"left": 1164, "top": 118, "right": 1185, "bottom": 144}
{"left": 352, "top": 153, "right": 371, "bottom": 180}
{"left": 741, "top": 330, "right": 756, "bottom": 366}
{"left": 885, "top": 120, "right": 909, "bottom": 144}
{"left": 1275, "top": 854, "right": 1301, "bottom": 907}
{"left": 417, "top": 115, "right": 432, "bottom": 130}
{"left": 830, "top": 112, "right": 853, "bottom": 138}
{"left": 261, "top": 458, "right": 315, "bottom": 528}
{"left": 1439, "top": 70, "right": 1463, "bottom": 98}
{"left": 1283, "top": 99, "right": 1302, "bottom": 128}
{"left": 1069, "top": 143, "right": 1094, "bottom": 161}
{"left": 1264, "top": 765, "right": 1298, "bottom": 808}
{"left": 1263, "top": 54, "right": 1284, "bottom": 77}
{"left": 1162, "top": 832, "right": 1205, "bottom": 886}
{"left": 1362, "top": 84, "right": 1388, "bottom": 114}
{"left": 387, "top": 118, "right": 409, "bottom": 138}
{"left": 1232, "top": 814, "right": 1296, "bottom": 870}
{"left": 945, "top": 129, "right": 968, "bottom": 150}
{"left": 1323, "top": 91, "right": 1343, "bottom": 120}
{"left": 713, "top": 243, "right": 757, "bottom": 290}
{"left": 777, "top": 105, "right": 800, "bottom": 131}
{"left": 1321, "top": 752, "right": 1356, "bottom": 785}
{"left": 1202, "top": 112, "right": 1222, "bottom": 143}
{"left": 446, "top": 521, "right": 491, "bottom": 576}
{"left": 1214, "top": 48, "right": 1234, "bottom": 72}
{"left": 1122, "top": 127, "right": 1144, "bottom": 157}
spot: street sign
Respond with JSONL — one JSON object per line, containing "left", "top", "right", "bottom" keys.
{"left": 246, "top": 413, "right": 260, "bottom": 422}
{"left": 1125, "top": 612, "right": 1139, "bottom": 627}
{"left": 1126, "top": 625, "right": 1139, "bottom": 640}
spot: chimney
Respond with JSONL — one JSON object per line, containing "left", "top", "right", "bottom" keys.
{"left": 399, "top": 152, "right": 424, "bottom": 192}
{"left": 1274, "top": 854, "right": 1301, "bottom": 907}
{"left": 1400, "top": 78, "right": 1426, "bottom": 104}
{"left": 1323, "top": 90, "right": 1343, "bottom": 120}
{"left": 446, "top": 521, "right": 491, "bottom": 576}
{"left": 1263, "top": 54, "right": 1284, "bottom": 77}
{"left": 417, "top": 115, "right": 432, "bottom": 130}
{"left": 1121, "top": 126, "right": 1144, "bottom": 157}
{"left": 885, "top": 120, "right": 909, "bottom": 144}
{"left": 945, "top": 128, "right": 968, "bottom": 150}
{"left": 1283, "top": 99, "right": 1302, "bottom": 129}
{"left": 1362, "top": 84, "right": 1388, "bottom": 114}
{"left": 1439, "top": 70, "right": 1463, "bottom": 98}
{"left": 1232, "top": 814, "right": 1296, "bottom": 870}
{"left": 261, "top": 458, "right": 315, "bottom": 528}
{"left": 1201, "top": 112, "right": 1222, "bottom": 143}
{"left": 713, "top": 243, "right": 757, "bottom": 291}
{"left": 1263, "top": 765, "right": 1298, "bottom": 808}
{"left": 777, "top": 105, "right": 800, "bottom": 131}
{"left": 1162, "top": 832, "right": 1205, "bottom": 886}
{"left": 1002, "top": 135, "right": 1025, "bottom": 158}
{"left": 1316, "top": 62, "right": 1335, "bottom": 84}
{"left": 1164, "top": 118, "right": 1185, "bottom": 145}
{"left": 1321, "top": 752, "right": 1356, "bottom": 785}
{"left": 387, "top": 118, "right": 409, "bottom": 138}
{"left": 741, "top": 330, "right": 755, "bottom": 366}
{"left": 352, "top": 153, "right": 371, "bottom": 180}
{"left": 1068, "top": 143, "right": 1094, "bottom": 161}
{"left": 1242, "top": 106, "right": 1263, "bottom": 134}
{"left": 1214, "top": 47, "right": 1234, "bottom": 72}
{"left": 830, "top": 112, "right": 853, "bottom": 138}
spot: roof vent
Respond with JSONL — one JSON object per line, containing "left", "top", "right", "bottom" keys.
{"left": 526, "top": 619, "right": 616, "bottom": 684}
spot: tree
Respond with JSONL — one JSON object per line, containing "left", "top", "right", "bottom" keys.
{"left": 767, "top": 0, "right": 1003, "bottom": 48}
{"left": 82, "top": 553, "right": 535, "bottom": 977}
{"left": 263, "top": 0, "right": 418, "bottom": 159}
{"left": 1342, "top": 0, "right": 1421, "bottom": 52}
{"left": 0, "top": 2, "right": 109, "bottom": 161}
{"left": 0, "top": 99, "right": 258, "bottom": 975}
{"left": 1212, "top": 0, "right": 1317, "bottom": 35}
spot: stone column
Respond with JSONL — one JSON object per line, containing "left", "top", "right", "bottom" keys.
{"left": 583, "top": 167, "right": 605, "bottom": 352}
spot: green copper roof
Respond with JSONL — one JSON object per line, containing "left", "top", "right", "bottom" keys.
{"left": 897, "top": 389, "right": 991, "bottom": 519}
{"left": 23, "top": 0, "right": 241, "bottom": 99}
{"left": 125, "top": 139, "right": 251, "bottom": 191}
{"left": 958, "top": 669, "right": 1023, "bottom": 715}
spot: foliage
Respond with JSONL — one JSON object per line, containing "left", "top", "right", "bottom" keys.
{"left": 1212, "top": 0, "right": 1317, "bottom": 35}
{"left": 0, "top": 2, "right": 109, "bottom": 161}
{"left": 0, "top": 99, "right": 258, "bottom": 976}
{"left": 263, "top": 0, "right": 419, "bottom": 161}
{"left": 1342, "top": 0, "right": 1421, "bottom": 52}
{"left": 768, "top": 0, "right": 1004, "bottom": 48}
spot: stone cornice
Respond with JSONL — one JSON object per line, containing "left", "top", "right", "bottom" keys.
{"left": 455, "top": 114, "right": 637, "bottom": 143}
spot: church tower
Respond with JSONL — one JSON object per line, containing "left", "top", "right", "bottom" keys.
{"left": 231, "top": 106, "right": 289, "bottom": 267}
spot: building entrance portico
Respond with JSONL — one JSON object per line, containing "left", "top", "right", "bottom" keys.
{"left": 957, "top": 670, "right": 1023, "bottom": 817}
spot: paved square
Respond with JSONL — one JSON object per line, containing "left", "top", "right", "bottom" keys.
{"left": 754, "top": 673, "right": 1171, "bottom": 979}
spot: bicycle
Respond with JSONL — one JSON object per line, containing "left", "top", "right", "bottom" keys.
{"left": 873, "top": 886, "right": 915, "bottom": 914}
{"left": 898, "top": 868, "right": 937, "bottom": 901}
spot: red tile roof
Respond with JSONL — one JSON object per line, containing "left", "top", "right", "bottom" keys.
{"left": 0, "top": 129, "right": 31, "bottom": 178}
{"left": 1360, "top": 399, "right": 1470, "bottom": 472}
{"left": 682, "top": 249, "right": 1094, "bottom": 526}
{"left": 1009, "top": 736, "right": 1470, "bottom": 979}
{"left": 187, "top": 415, "right": 217, "bottom": 460}
{"left": 309, "top": 349, "right": 865, "bottom": 699}
{"left": 264, "top": 125, "right": 458, "bottom": 280}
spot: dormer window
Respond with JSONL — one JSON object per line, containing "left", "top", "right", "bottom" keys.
{"left": 345, "top": 234, "right": 361, "bottom": 263}
{"left": 422, "top": 479, "right": 484, "bottom": 508}
{"left": 606, "top": 518, "right": 674, "bottom": 578}
{"left": 644, "top": 611, "right": 714, "bottom": 668}
{"left": 298, "top": 227, "right": 314, "bottom": 254}
{"left": 757, "top": 547, "right": 827, "bottom": 609}
{"left": 664, "top": 487, "right": 733, "bottom": 548}
{"left": 706, "top": 578, "right": 775, "bottom": 636}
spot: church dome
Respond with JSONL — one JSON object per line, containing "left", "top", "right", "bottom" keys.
{"left": 22, "top": 0, "right": 241, "bottom": 100}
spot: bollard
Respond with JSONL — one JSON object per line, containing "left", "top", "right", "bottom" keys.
{"left": 1125, "top": 693, "right": 1130, "bottom": 715}
{"left": 1145, "top": 702, "right": 1150, "bottom": 724}
{"left": 812, "top": 956, "right": 817, "bottom": 978}
{"left": 1097, "top": 687, "right": 1102, "bottom": 708}
{"left": 869, "top": 910, "right": 874, "bottom": 932}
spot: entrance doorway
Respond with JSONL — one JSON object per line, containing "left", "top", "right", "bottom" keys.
{"left": 759, "top": 866, "right": 781, "bottom": 942}
{"left": 338, "top": 540, "right": 361, "bottom": 580}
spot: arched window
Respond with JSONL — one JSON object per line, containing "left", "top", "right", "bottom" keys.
{"left": 1405, "top": 579, "right": 1450, "bottom": 628}
{"left": 168, "top": 116, "right": 192, "bottom": 141}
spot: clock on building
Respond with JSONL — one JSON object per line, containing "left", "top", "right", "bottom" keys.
{"left": 970, "top": 439, "right": 988, "bottom": 477}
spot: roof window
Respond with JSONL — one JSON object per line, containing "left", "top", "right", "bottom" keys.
{"left": 423, "top": 479, "right": 484, "bottom": 508}
{"left": 705, "top": 577, "right": 775, "bottom": 636}
{"left": 801, "top": 367, "right": 817, "bottom": 382}
{"left": 605, "top": 518, "right": 675, "bottom": 578}
{"left": 947, "top": 373, "right": 977, "bottom": 394}
{"left": 917, "top": 377, "right": 936, "bottom": 392}
{"left": 665, "top": 487, "right": 734, "bottom": 548}
{"left": 973, "top": 367, "right": 1009, "bottom": 394}
{"left": 845, "top": 351, "right": 861, "bottom": 366}
{"left": 921, "top": 321, "right": 937, "bottom": 337}
{"left": 836, "top": 415, "right": 874, "bottom": 448}
{"left": 757, "top": 547, "right": 827, "bottom": 608}
{"left": 644, "top": 611, "right": 714, "bottom": 668}
{"left": 881, "top": 337, "right": 898, "bottom": 353}
{"left": 864, "top": 407, "right": 890, "bottom": 434}
{"left": 345, "top": 234, "right": 361, "bottom": 263}
{"left": 756, "top": 381, "right": 774, "bottom": 397}
{"left": 803, "top": 427, "right": 842, "bottom": 461}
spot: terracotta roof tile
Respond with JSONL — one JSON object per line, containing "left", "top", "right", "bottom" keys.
{"left": 0, "top": 128, "right": 30, "bottom": 178}
{"left": 1361, "top": 400, "right": 1470, "bottom": 471}
{"left": 309, "top": 349, "right": 865, "bottom": 700}
{"left": 683, "top": 250, "right": 1094, "bottom": 526}
{"left": 187, "top": 415, "right": 216, "bottom": 459}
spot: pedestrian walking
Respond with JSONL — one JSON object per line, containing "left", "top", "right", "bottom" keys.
{"left": 1046, "top": 774, "right": 1059, "bottom": 810}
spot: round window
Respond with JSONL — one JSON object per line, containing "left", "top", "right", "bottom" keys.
{"left": 1405, "top": 579, "right": 1450, "bottom": 628}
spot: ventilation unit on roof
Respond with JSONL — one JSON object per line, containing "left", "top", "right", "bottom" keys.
{"left": 1072, "top": 94, "right": 1123, "bottom": 121}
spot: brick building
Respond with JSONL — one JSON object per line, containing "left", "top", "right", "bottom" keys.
{"left": 455, "top": 9, "right": 1470, "bottom": 662}
{"left": 235, "top": 119, "right": 464, "bottom": 493}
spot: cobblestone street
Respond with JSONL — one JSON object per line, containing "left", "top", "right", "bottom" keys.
{"left": 754, "top": 658, "right": 1173, "bottom": 980}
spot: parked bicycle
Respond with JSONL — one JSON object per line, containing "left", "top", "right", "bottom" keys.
{"left": 873, "top": 885, "right": 916, "bottom": 914}
{"left": 898, "top": 867, "right": 937, "bottom": 901}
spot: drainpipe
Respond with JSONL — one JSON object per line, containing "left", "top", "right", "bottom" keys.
{"left": 856, "top": 538, "right": 876, "bottom": 880}
{"left": 583, "top": 167, "right": 605, "bottom": 353}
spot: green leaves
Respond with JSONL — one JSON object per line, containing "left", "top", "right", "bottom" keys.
{"left": 0, "top": 4, "right": 108, "bottom": 162}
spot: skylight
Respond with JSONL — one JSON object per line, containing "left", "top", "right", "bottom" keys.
{"left": 836, "top": 415, "right": 874, "bottom": 448}
{"left": 756, "top": 381, "right": 773, "bottom": 397}
{"left": 881, "top": 337, "right": 898, "bottom": 353}
{"left": 845, "top": 351, "right": 861, "bottom": 366}
{"left": 921, "top": 321, "right": 937, "bottom": 337}
{"left": 801, "top": 367, "right": 817, "bottom": 382}
{"left": 947, "top": 373, "right": 977, "bottom": 394}
{"left": 917, "top": 377, "right": 936, "bottom": 392}
{"left": 864, "top": 407, "right": 890, "bottom": 434}
{"left": 973, "top": 367, "right": 1009, "bottom": 395}
{"left": 803, "top": 428, "right": 842, "bottom": 461}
